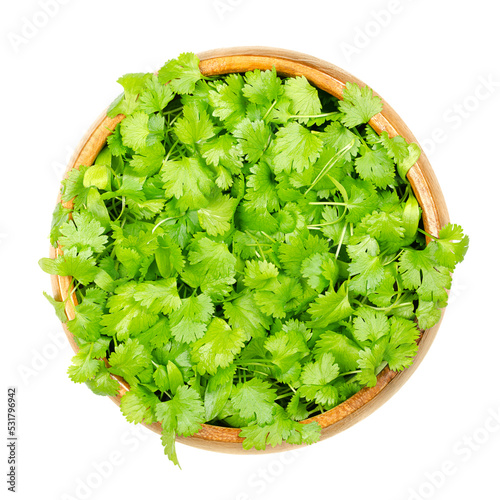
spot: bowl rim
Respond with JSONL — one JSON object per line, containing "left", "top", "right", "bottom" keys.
{"left": 49, "top": 46, "right": 450, "bottom": 454}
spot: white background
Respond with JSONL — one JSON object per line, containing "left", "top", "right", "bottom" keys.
{"left": 2, "top": 1, "right": 499, "bottom": 499}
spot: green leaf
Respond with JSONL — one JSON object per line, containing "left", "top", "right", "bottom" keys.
{"left": 209, "top": 73, "right": 247, "bottom": 126}
{"left": 299, "top": 353, "right": 340, "bottom": 406}
{"left": 354, "top": 146, "right": 395, "bottom": 188}
{"left": 399, "top": 248, "right": 451, "bottom": 302}
{"left": 284, "top": 75, "right": 322, "bottom": 120}
{"left": 307, "top": 283, "right": 354, "bottom": 328}
{"left": 223, "top": 291, "right": 272, "bottom": 340}
{"left": 231, "top": 378, "right": 277, "bottom": 425}
{"left": 108, "top": 338, "right": 151, "bottom": 382}
{"left": 120, "top": 385, "right": 159, "bottom": 424}
{"left": 428, "top": 223, "right": 469, "bottom": 270}
{"left": 156, "top": 384, "right": 205, "bottom": 435}
{"left": 182, "top": 237, "right": 236, "bottom": 298}
{"left": 191, "top": 318, "right": 245, "bottom": 375}
{"left": 272, "top": 122, "right": 323, "bottom": 173}
{"left": 198, "top": 192, "right": 238, "bottom": 236}
{"left": 121, "top": 111, "right": 150, "bottom": 150}
{"left": 39, "top": 247, "right": 98, "bottom": 286}
{"left": 240, "top": 406, "right": 320, "bottom": 450}
{"left": 339, "top": 82, "right": 383, "bottom": 127}
{"left": 204, "top": 366, "right": 235, "bottom": 421}
{"left": 314, "top": 331, "right": 361, "bottom": 372}
{"left": 139, "top": 75, "right": 174, "bottom": 114}
{"left": 416, "top": 300, "right": 442, "bottom": 329}
{"left": 59, "top": 212, "right": 108, "bottom": 253}
{"left": 170, "top": 293, "right": 214, "bottom": 344}
{"left": 379, "top": 131, "right": 421, "bottom": 178}
{"left": 85, "top": 362, "right": 120, "bottom": 396}
{"left": 157, "top": 53, "right": 203, "bottom": 94}
{"left": 242, "top": 67, "right": 282, "bottom": 107}
{"left": 174, "top": 102, "right": 215, "bottom": 147}
{"left": 161, "top": 157, "right": 214, "bottom": 210}
{"left": 233, "top": 118, "right": 271, "bottom": 164}
{"left": 133, "top": 278, "right": 182, "bottom": 315}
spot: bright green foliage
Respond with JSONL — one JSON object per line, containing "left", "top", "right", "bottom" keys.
{"left": 299, "top": 353, "right": 340, "bottom": 405}
{"left": 272, "top": 122, "right": 323, "bottom": 173}
{"left": 307, "top": 283, "right": 354, "bottom": 328}
{"left": 174, "top": 103, "right": 215, "bottom": 147}
{"left": 231, "top": 378, "right": 277, "bottom": 425}
{"left": 41, "top": 53, "right": 468, "bottom": 465}
{"left": 157, "top": 53, "right": 204, "bottom": 94}
{"left": 191, "top": 318, "right": 245, "bottom": 375}
{"left": 339, "top": 82, "right": 383, "bottom": 127}
{"left": 284, "top": 76, "right": 322, "bottom": 119}
{"left": 156, "top": 385, "right": 205, "bottom": 466}
{"left": 108, "top": 338, "right": 151, "bottom": 383}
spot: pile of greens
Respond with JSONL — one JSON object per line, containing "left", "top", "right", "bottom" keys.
{"left": 40, "top": 53, "right": 468, "bottom": 465}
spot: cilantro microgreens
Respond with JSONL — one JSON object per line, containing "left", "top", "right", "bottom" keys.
{"left": 40, "top": 53, "right": 469, "bottom": 465}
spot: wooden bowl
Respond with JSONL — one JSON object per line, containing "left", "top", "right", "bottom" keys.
{"left": 50, "top": 47, "right": 449, "bottom": 454}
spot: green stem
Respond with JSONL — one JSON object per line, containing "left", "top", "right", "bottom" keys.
{"left": 288, "top": 111, "right": 337, "bottom": 119}
{"left": 237, "top": 366, "right": 270, "bottom": 378}
{"left": 262, "top": 99, "right": 277, "bottom": 121}
{"left": 335, "top": 221, "right": 348, "bottom": 260}
{"left": 418, "top": 228, "right": 438, "bottom": 240}
{"left": 339, "top": 370, "right": 361, "bottom": 377}
{"left": 383, "top": 250, "right": 404, "bottom": 266}
{"left": 309, "top": 201, "right": 347, "bottom": 206}
{"left": 304, "top": 140, "right": 354, "bottom": 195}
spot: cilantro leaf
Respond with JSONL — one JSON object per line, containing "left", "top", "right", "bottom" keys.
{"left": 399, "top": 248, "right": 451, "bottom": 303}
{"left": 223, "top": 291, "right": 273, "bottom": 340}
{"left": 39, "top": 247, "right": 98, "bottom": 286}
{"left": 156, "top": 385, "right": 205, "bottom": 466}
{"left": 120, "top": 385, "right": 160, "bottom": 424}
{"left": 181, "top": 237, "right": 236, "bottom": 298}
{"left": 240, "top": 406, "right": 320, "bottom": 450}
{"left": 161, "top": 157, "right": 213, "bottom": 210}
{"left": 299, "top": 353, "right": 340, "bottom": 406}
{"left": 339, "top": 82, "right": 383, "bottom": 127}
{"left": 174, "top": 102, "right": 215, "bottom": 147}
{"left": 284, "top": 75, "right": 322, "bottom": 120}
{"left": 139, "top": 75, "right": 174, "bottom": 114}
{"left": 232, "top": 118, "right": 271, "bottom": 164}
{"left": 133, "top": 278, "right": 182, "bottom": 315}
{"left": 272, "top": 122, "right": 323, "bottom": 173}
{"left": 231, "top": 378, "right": 277, "bottom": 425}
{"left": 158, "top": 53, "right": 203, "bottom": 94}
{"left": 198, "top": 191, "right": 238, "bottom": 236}
{"left": 170, "top": 293, "right": 214, "bottom": 344}
{"left": 354, "top": 145, "right": 395, "bottom": 188}
{"left": 428, "top": 223, "right": 469, "bottom": 270}
{"left": 108, "top": 338, "right": 151, "bottom": 382}
{"left": 242, "top": 67, "right": 282, "bottom": 107}
{"left": 191, "top": 318, "right": 245, "bottom": 375}
{"left": 307, "top": 283, "right": 354, "bottom": 328}
{"left": 59, "top": 212, "right": 108, "bottom": 254}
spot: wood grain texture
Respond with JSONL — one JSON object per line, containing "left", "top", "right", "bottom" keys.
{"left": 49, "top": 47, "right": 449, "bottom": 454}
